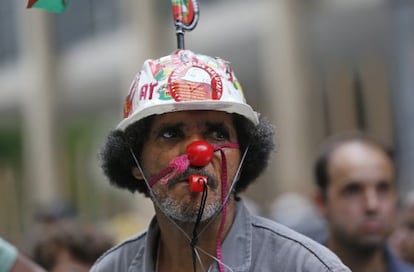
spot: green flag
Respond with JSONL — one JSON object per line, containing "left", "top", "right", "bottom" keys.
{"left": 27, "top": 0, "right": 69, "bottom": 13}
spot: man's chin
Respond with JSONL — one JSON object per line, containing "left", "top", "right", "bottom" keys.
{"left": 169, "top": 205, "right": 221, "bottom": 224}
{"left": 353, "top": 236, "right": 385, "bottom": 252}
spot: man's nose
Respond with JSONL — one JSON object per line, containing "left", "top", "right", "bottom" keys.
{"left": 365, "top": 189, "right": 380, "bottom": 212}
{"left": 179, "top": 134, "right": 206, "bottom": 154}
{"left": 186, "top": 140, "right": 214, "bottom": 167}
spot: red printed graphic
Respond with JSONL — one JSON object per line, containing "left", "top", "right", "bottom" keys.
{"left": 168, "top": 64, "right": 223, "bottom": 102}
{"left": 123, "top": 79, "right": 138, "bottom": 118}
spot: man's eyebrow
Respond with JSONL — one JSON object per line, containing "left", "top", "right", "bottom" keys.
{"left": 151, "top": 122, "right": 183, "bottom": 135}
{"left": 158, "top": 122, "right": 184, "bottom": 129}
{"left": 205, "top": 121, "right": 228, "bottom": 129}
{"left": 205, "top": 122, "right": 231, "bottom": 134}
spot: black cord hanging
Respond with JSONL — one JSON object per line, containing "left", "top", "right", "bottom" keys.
{"left": 190, "top": 183, "right": 208, "bottom": 272}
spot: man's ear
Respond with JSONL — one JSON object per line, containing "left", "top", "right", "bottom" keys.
{"left": 131, "top": 167, "right": 144, "bottom": 180}
{"left": 313, "top": 189, "right": 328, "bottom": 216}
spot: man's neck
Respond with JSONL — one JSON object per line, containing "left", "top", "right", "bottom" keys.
{"left": 326, "top": 237, "right": 387, "bottom": 272}
{"left": 154, "top": 201, "right": 236, "bottom": 272}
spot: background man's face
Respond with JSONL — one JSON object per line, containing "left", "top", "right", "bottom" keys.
{"left": 138, "top": 110, "right": 241, "bottom": 222}
{"left": 322, "top": 141, "right": 396, "bottom": 250}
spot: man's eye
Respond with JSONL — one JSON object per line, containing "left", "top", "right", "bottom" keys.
{"left": 343, "top": 183, "right": 361, "bottom": 196}
{"left": 211, "top": 130, "right": 229, "bottom": 141}
{"left": 160, "top": 129, "right": 179, "bottom": 139}
{"left": 407, "top": 222, "right": 414, "bottom": 232}
{"left": 377, "top": 181, "right": 391, "bottom": 194}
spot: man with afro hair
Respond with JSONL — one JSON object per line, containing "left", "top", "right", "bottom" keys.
{"left": 91, "top": 50, "right": 349, "bottom": 272}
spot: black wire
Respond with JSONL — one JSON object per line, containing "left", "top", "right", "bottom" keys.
{"left": 191, "top": 183, "right": 208, "bottom": 272}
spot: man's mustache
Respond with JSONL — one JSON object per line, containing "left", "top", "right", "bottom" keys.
{"left": 167, "top": 167, "right": 217, "bottom": 190}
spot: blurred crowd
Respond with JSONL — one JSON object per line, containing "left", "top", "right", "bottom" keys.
{"left": 0, "top": 201, "right": 114, "bottom": 272}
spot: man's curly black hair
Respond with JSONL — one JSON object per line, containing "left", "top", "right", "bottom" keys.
{"left": 100, "top": 113, "right": 275, "bottom": 197}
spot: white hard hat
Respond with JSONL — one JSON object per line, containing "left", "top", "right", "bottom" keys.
{"left": 117, "top": 50, "right": 259, "bottom": 130}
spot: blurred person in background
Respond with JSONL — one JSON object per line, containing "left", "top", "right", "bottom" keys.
{"left": 314, "top": 131, "right": 414, "bottom": 272}
{"left": 91, "top": 50, "right": 349, "bottom": 272}
{"left": 33, "top": 200, "right": 76, "bottom": 225}
{"left": 0, "top": 236, "right": 45, "bottom": 272}
{"left": 28, "top": 219, "right": 114, "bottom": 272}
{"left": 389, "top": 191, "right": 414, "bottom": 265}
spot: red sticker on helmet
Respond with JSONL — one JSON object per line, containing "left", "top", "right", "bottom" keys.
{"left": 168, "top": 63, "right": 223, "bottom": 102}
{"left": 123, "top": 78, "right": 138, "bottom": 118}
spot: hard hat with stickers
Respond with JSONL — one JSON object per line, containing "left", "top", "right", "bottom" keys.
{"left": 118, "top": 50, "right": 259, "bottom": 131}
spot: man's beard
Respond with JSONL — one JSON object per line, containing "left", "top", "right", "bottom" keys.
{"left": 151, "top": 168, "right": 222, "bottom": 223}
{"left": 332, "top": 224, "right": 387, "bottom": 255}
{"left": 155, "top": 193, "right": 222, "bottom": 223}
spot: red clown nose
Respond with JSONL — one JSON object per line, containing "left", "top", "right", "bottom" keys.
{"left": 186, "top": 140, "right": 214, "bottom": 167}
{"left": 186, "top": 140, "right": 213, "bottom": 193}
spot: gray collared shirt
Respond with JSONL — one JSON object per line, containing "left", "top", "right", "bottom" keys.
{"left": 91, "top": 200, "right": 350, "bottom": 271}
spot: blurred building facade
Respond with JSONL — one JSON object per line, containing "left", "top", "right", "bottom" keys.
{"left": 0, "top": 0, "right": 413, "bottom": 240}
